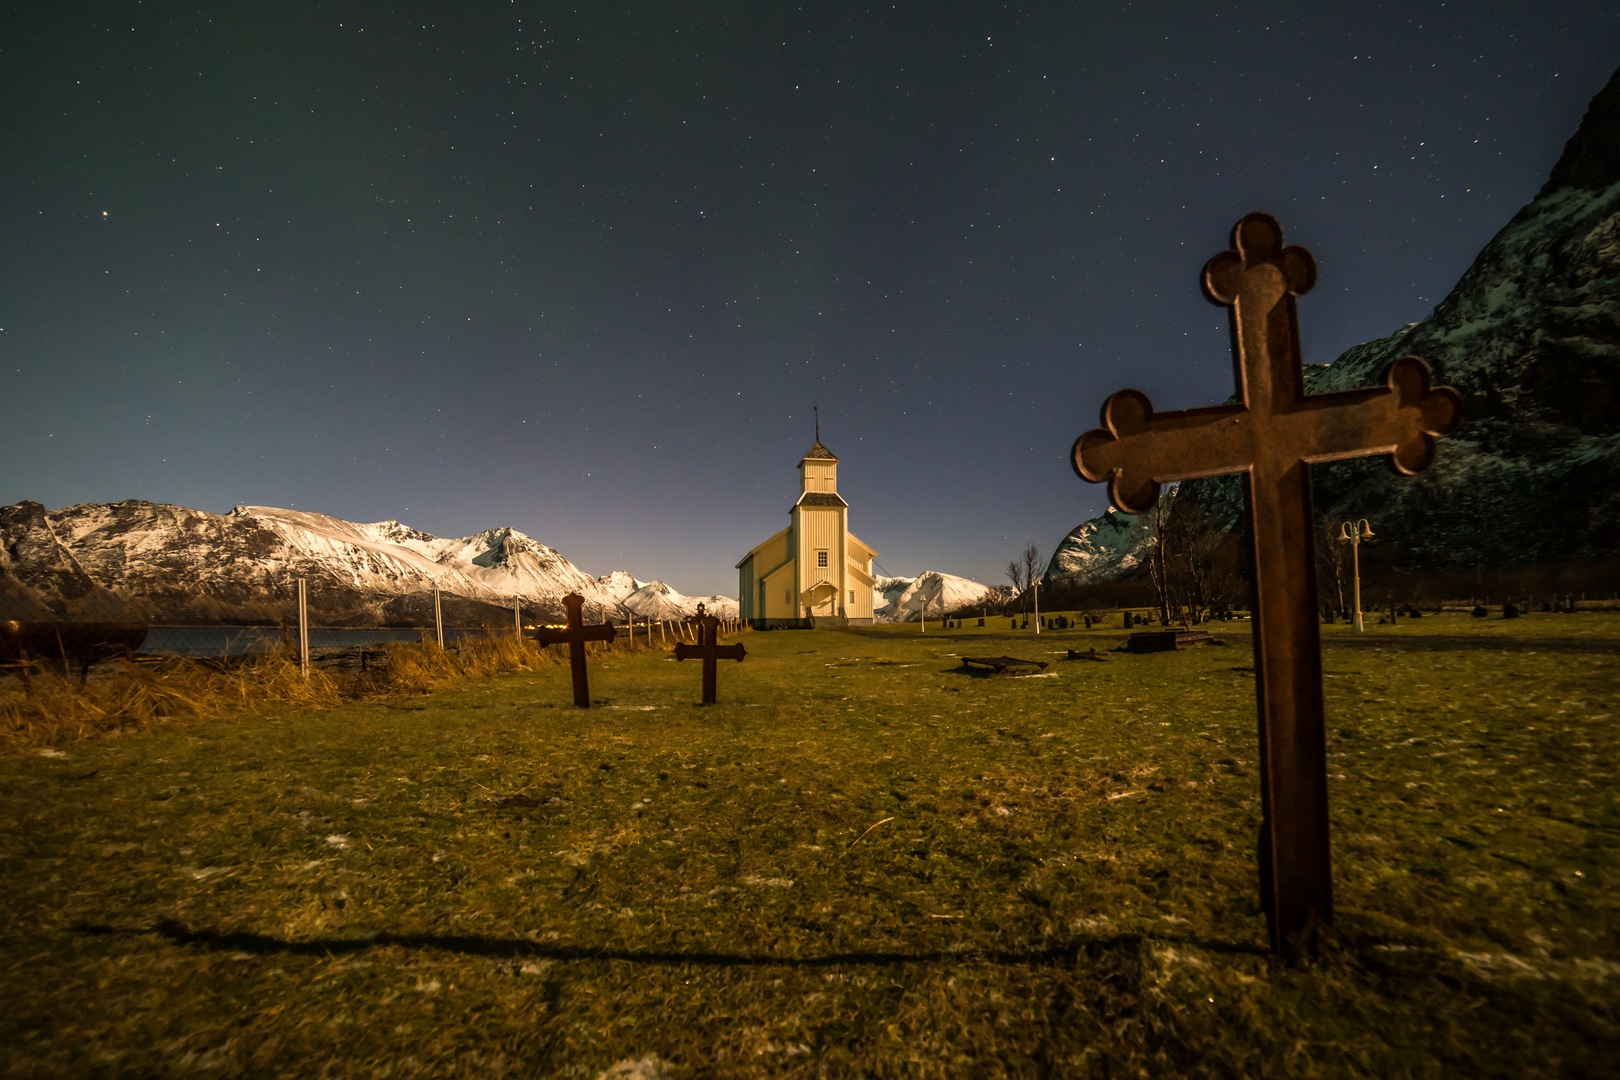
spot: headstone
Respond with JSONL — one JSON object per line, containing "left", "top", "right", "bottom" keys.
{"left": 532, "top": 593, "right": 616, "bottom": 708}
{"left": 672, "top": 614, "right": 747, "bottom": 704}
{"left": 1070, "top": 212, "right": 1462, "bottom": 961}
{"left": 1122, "top": 611, "right": 1133, "bottom": 630}
{"left": 1127, "top": 629, "right": 1215, "bottom": 652}
{"left": 1503, "top": 603, "right": 1520, "bottom": 620}
{"left": 1472, "top": 605, "right": 1488, "bottom": 618}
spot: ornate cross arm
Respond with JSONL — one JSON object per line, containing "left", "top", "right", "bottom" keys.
{"left": 1073, "top": 356, "right": 1462, "bottom": 512}
{"left": 1072, "top": 395, "right": 1248, "bottom": 513}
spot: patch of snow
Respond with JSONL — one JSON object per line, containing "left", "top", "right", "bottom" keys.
{"left": 1044, "top": 507, "right": 1151, "bottom": 585}
{"left": 874, "top": 570, "right": 994, "bottom": 622}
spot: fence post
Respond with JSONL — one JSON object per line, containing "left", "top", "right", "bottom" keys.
{"left": 434, "top": 588, "right": 444, "bottom": 650}
{"left": 297, "top": 577, "right": 310, "bottom": 680}
{"left": 513, "top": 598, "right": 522, "bottom": 639}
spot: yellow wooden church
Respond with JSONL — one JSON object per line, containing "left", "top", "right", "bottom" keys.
{"left": 736, "top": 435, "right": 877, "bottom": 628}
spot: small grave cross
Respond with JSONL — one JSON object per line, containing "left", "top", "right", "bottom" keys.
{"left": 532, "top": 592, "right": 616, "bottom": 708}
{"left": 1072, "top": 213, "right": 1461, "bottom": 961}
{"left": 673, "top": 614, "right": 746, "bottom": 704}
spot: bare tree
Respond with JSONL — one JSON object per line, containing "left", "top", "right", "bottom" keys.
{"left": 1141, "top": 492, "right": 1178, "bottom": 625}
{"left": 1174, "top": 502, "right": 1241, "bottom": 623}
{"left": 1022, "top": 544, "right": 1040, "bottom": 594}
{"left": 1138, "top": 488, "right": 1241, "bottom": 625}
{"left": 1316, "top": 511, "right": 1351, "bottom": 617}
{"left": 1022, "top": 543, "right": 1044, "bottom": 616}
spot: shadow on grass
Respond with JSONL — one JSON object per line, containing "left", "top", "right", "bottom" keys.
{"left": 76, "top": 920, "right": 1271, "bottom": 965}
{"left": 945, "top": 660, "right": 1063, "bottom": 680}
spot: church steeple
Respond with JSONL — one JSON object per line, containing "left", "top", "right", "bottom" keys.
{"left": 798, "top": 409, "right": 840, "bottom": 495}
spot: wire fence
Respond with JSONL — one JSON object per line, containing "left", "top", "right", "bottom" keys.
{"left": 3, "top": 579, "right": 748, "bottom": 681}
{"left": 138, "top": 625, "right": 490, "bottom": 658}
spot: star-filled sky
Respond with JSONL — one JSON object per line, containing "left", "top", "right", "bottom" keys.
{"left": 3, "top": 2, "right": 1617, "bottom": 596}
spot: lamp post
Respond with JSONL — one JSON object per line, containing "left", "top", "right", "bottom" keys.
{"left": 1339, "top": 519, "right": 1374, "bottom": 632}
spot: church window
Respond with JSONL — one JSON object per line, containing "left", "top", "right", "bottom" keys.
{"left": 849, "top": 590, "right": 855, "bottom": 604}
{"left": 816, "top": 550, "right": 829, "bottom": 568}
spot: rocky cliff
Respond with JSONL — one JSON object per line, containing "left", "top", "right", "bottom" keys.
{"left": 1056, "top": 64, "right": 1620, "bottom": 579}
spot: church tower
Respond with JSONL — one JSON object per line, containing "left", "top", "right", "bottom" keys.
{"left": 736, "top": 425, "right": 877, "bottom": 628}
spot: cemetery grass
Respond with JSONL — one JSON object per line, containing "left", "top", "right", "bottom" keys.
{"left": 2, "top": 614, "right": 1617, "bottom": 1077}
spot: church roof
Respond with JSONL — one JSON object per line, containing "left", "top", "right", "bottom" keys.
{"left": 800, "top": 440, "right": 838, "bottom": 462}
{"left": 794, "top": 492, "right": 849, "bottom": 509}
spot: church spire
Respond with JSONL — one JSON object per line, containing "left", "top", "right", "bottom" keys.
{"left": 801, "top": 404, "right": 837, "bottom": 463}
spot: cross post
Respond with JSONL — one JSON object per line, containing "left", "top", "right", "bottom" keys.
{"left": 673, "top": 614, "right": 746, "bottom": 704}
{"left": 531, "top": 592, "right": 616, "bottom": 708}
{"left": 1072, "top": 213, "right": 1461, "bottom": 961}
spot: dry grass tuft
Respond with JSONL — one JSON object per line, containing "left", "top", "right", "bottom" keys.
{"left": 0, "top": 630, "right": 660, "bottom": 753}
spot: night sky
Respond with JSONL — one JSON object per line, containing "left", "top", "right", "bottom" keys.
{"left": 4, "top": 2, "right": 1617, "bottom": 596}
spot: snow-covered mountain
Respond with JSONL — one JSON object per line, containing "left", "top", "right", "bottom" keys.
{"left": 0, "top": 499, "right": 734, "bottom": 625}
{"left": 873, "top": 571, "right": 995, "bottom": 622}
{"left": 873, "top": 576, "right": 915, "bottom": 618}
{"left": 620, "top": 580, "right": 740, "bottom": 621}
{"left": 1043, "top": 508, "right": 1153, "bottom": 586}
{"left": 596, "top": 570, "right": 647, "bottom": 602}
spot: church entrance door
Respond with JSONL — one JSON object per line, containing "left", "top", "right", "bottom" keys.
{"left": 803, "top": 582, "right": 837, "bottom": 616}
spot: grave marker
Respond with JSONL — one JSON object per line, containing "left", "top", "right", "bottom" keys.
{"left": 531, "top": 592, "right": 616, "bottom": 708}
{"left": 673, "top": 614, "right": 746, "bottom": 704}
{"left": 1071, "top": 212, "right": 1461, "bottom": 961}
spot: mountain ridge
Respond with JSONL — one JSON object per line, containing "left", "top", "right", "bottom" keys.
{"left": 0, "top": 499, "right": 734, "bottom": 626}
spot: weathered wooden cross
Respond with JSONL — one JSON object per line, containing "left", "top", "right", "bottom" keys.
{"left": 1072, "top": 213, "right": 1462, "bottom": 961}
{"left": 531, "top": 592, "right": 616, "bottom": 708}
{"left": 673, "top": 614, "right": 746, "bottom": 704}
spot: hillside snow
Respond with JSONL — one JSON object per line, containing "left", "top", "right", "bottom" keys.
{"left": 873, "top": 571, "right": 995, "bottom": 622}
{"left": 621, "top": 580, "right": 740, "bottom": 621}
{"left": 1043, "top": 508, "right": 1152, "bottom": 586}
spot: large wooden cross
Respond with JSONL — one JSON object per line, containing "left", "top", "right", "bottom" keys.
{"left": 532, "top": 592, "right": 616, "bottom": 708}
{"left": 673, "top": 614, "right": 746, "bottom": 704}
{"left": 1072, "top": 212, "right": 1462, "bottom": 961}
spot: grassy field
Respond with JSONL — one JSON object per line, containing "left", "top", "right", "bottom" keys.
{"left": 2, "top": 611, "right": 1617, "bottom": 1077}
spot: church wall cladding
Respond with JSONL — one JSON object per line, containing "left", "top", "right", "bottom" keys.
{"left": 799, "top": 510, "right": 842, "bottom": 588}
{"left": 736, "top": 555, "right": 756, "bottom": 621}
